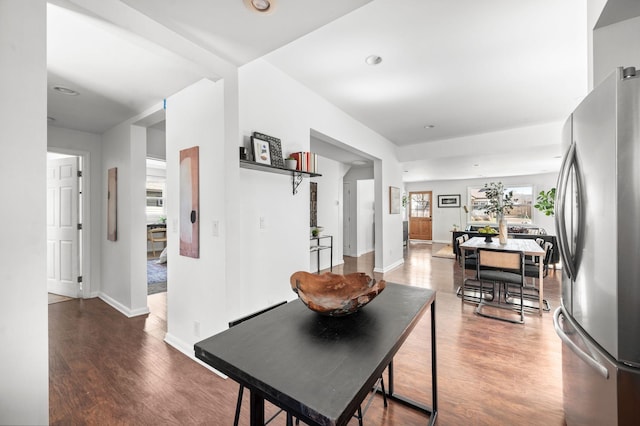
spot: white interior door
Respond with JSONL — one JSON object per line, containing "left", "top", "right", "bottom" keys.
{"left": 47, "top": 156, "right": 79, "bottom": 298}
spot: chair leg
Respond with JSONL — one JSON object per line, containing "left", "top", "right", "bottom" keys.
{"left": 357, "top": 406, "right": 363, "bottom": 426}
{"left": 380, "top": 377, "right": 388, "bottom": 408}
{"left": 233, "top": 385, "right": 244, "bottom": 426}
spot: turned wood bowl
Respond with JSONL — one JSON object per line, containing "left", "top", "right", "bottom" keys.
{"left": 290, "top": 271, "right": 386, "bottom": 316}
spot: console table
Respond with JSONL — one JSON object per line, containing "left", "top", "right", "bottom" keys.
{"left": 194, "top": 283, "right": 438, "bottom": 426}
{"left": 310, "top": 235, "right": 333, "bottom": 274}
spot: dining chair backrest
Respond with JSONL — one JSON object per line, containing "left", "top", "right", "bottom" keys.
{"left": 535, "top": 237, "right": 544, "bottom": 247}
{"left": 543, "top": 242, "right": 553, "bottom": 265}
{"left": 456, "top": 236, "right": 465, "bottom": 258}
{"left": 462, "top": 234, "right": 470, "bottom": 241}
{"left": 477, "top": 248, "right": 525, "bottom": 284}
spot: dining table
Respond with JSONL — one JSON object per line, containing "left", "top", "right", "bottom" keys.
{"left": 459, "top": 236, "right": 545, "bottom": 316}
{"left": 194, "top": 283, "right": 438, "bottom": 425}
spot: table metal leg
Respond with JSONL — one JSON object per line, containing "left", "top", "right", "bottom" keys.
{"left": 249, "top": 391, "right": 264, "bottom": 426}
{"left": 383, "top": 300, "right": 438, "bottom": 425}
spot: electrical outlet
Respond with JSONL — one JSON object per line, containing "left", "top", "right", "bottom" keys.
{"left": 259, "top": 216, "right": 266, "bottom": 230}
{"left": 194, "top": 321, "right": 200, "bottom": 337}
{"left": 212, "top": 220, "right": 219, "bottom": 237}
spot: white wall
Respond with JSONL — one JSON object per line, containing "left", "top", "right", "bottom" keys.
{"left": 343, "top": 166, "right": 374, "bottom": 256}
{"left": 357, "top": 180, "right": 375, "bottom": 256}
{"left": 48, "top": 126, "right": 103, "bottom": 298}
{"left": 594, "top": 15, "right": 640, "bottom": 86}
{"left": 0, "top": 1, "right": 48, "bottom": 423}
{"left": 147, "top": 126, "right": 166, "bottom": 160}
{"left": 310, "top": 156, "right": 344, "bottom": 272}
{"left": 100, "top": 118, "right": 149, "bottom": 317}
{"left": 237, "top": 58, "right": 404, "bottom": 309}
{"left": 164, "top": 78, "right": 229, "bottom": 353}
{"left": 406, "top": 172, "right": 559, "bottom": 244}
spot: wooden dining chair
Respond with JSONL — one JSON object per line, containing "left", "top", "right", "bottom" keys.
{"left": 147, "top": 227, "right": 167, "bottom": 257}
{"left": 475, "top": 248, "right": 526, "bottom": 324}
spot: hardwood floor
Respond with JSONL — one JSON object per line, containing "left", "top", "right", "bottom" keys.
{"left": 49, "top": 241, "right": 564, "bottom": 425}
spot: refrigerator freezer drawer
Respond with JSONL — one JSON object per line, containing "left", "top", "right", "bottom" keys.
{"left": 555, "top": 307, "right": 617, "bottom": 425}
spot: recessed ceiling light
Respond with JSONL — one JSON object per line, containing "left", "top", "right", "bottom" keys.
{"left": 365, "top": 55, "right": 382, "bottom": 66}
{"left": 352, "top": 160, "right": 367, "bottom": 166}
{"left": 243, "top": 0, "right": 275, "bottom": 13}
{"left": 50, "top": 85, "right": 79, "bottom": 96}
{"left": 424, "top": 124, "right": 435, "bottom": 129}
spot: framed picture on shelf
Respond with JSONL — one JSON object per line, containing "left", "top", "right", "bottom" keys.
{"left": 438, "top": 194, "right": 461, "bottom": 208}
{"left": 253, "top": 132, "right": 284, "bottom": 168}
{"left": 251, "top": 136, "right": 272, "bottom": 165}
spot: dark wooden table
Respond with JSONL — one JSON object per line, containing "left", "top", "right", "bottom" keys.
{"left": 194, "top": 283, "right": 437, "bottom": 426}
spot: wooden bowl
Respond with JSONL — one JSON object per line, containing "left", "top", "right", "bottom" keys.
{"left": 290, "top": 271, "right": 386, "bottom": 316}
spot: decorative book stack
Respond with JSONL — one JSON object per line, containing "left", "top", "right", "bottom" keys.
{"left": 289, "top": 152, "right": 318, "bottom": 173}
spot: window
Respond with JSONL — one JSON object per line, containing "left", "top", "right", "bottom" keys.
{"left": 468, "top": 185, "right": 533, "bottom": 224}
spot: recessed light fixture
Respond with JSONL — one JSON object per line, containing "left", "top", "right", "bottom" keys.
{"left": 243, "top": 0, "right": 275, "bottom": 13}
{"left": 365, "top": 55, "right": 382, "bottom": 66}
{"left": 424, "top": 124, "right": 435, "bottom": 129}
{"left": 50, "top": 85, "right": 79, "bottom": 96}
{"left": 352, "top": 160, "right": 368, "bottom": 166}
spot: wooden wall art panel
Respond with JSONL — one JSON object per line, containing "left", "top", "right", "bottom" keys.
{"left": 107, "top": 167, "right": 117, "bottom": 241}
{"left": 180, "top": 146, "right": 200, "bottom": 258}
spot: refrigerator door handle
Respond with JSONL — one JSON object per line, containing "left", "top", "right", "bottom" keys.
{"left": 553, "top": 307, "right": 609, "bottom": 379}
{"left": 555, "top": 141, "right": 577, "bottom": 279}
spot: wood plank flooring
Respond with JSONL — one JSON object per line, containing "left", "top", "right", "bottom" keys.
{"left": 49, "top": 241, "right": 564, "bottom": 425}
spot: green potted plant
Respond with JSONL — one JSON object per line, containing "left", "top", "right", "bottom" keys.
{"left": 534, "top": 188, "right": 555, "bottom": 216}
{"left": 311, "top": 226, "right": 324, "bottom": 237}
{"left": 481, "top": 182, "right": 515, "bottom": 244}
{"left": 285, "top": 156, "right": 297, "bottom": 170}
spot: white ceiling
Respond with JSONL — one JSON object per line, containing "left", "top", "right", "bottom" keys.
{"left": 46, "top": 0, "right": 592, "bottom": 181}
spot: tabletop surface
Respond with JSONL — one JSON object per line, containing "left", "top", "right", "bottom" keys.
{"left": 460, "top": 236, "right": 544, "bottom": 255}
{"left": 194, "top": 283, "right": 435, "bottom": 426}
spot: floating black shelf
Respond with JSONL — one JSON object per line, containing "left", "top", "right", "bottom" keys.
{"left": 239, "top": 159, "right": 321, "bottom": 195}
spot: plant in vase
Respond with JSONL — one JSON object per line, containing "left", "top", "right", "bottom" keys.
{"left": 481, "top": 182, "right": 515, "bottom": 244}
{"left": 534, "top": 188, "right": 555, "bottom": 216}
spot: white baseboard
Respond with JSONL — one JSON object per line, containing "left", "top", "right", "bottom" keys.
{"left": 164, "top": 332, "right": 227, "bottom": 379}
{"left": 98, "top": 292, "right": 150, "bottom": 318}
{"left": 374, "top": 257, "right": 405, "bottom": 274}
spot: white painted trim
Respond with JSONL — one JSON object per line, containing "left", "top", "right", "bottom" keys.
{"left": 98, "top": 292, "right": 150, "bottom": 317}
{"left": 374, "top": 257, "right": 404, "bottom": 274}
{"left": 163, "top": 332, "right": 227, "bottom": 378}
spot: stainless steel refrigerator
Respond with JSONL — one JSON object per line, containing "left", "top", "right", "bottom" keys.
{"left": 553, "top": 66, "right": 640, "bottom": 425}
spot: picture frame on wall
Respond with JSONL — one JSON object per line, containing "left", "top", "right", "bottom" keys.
{"left": 438, "top": 194, "right": 461, "bottom": 208}
{"left": 389, "top": 186, "right": 401, "bottom": 214}
{"left": 251, "top": 136, "right": 272, "bottom": 165}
